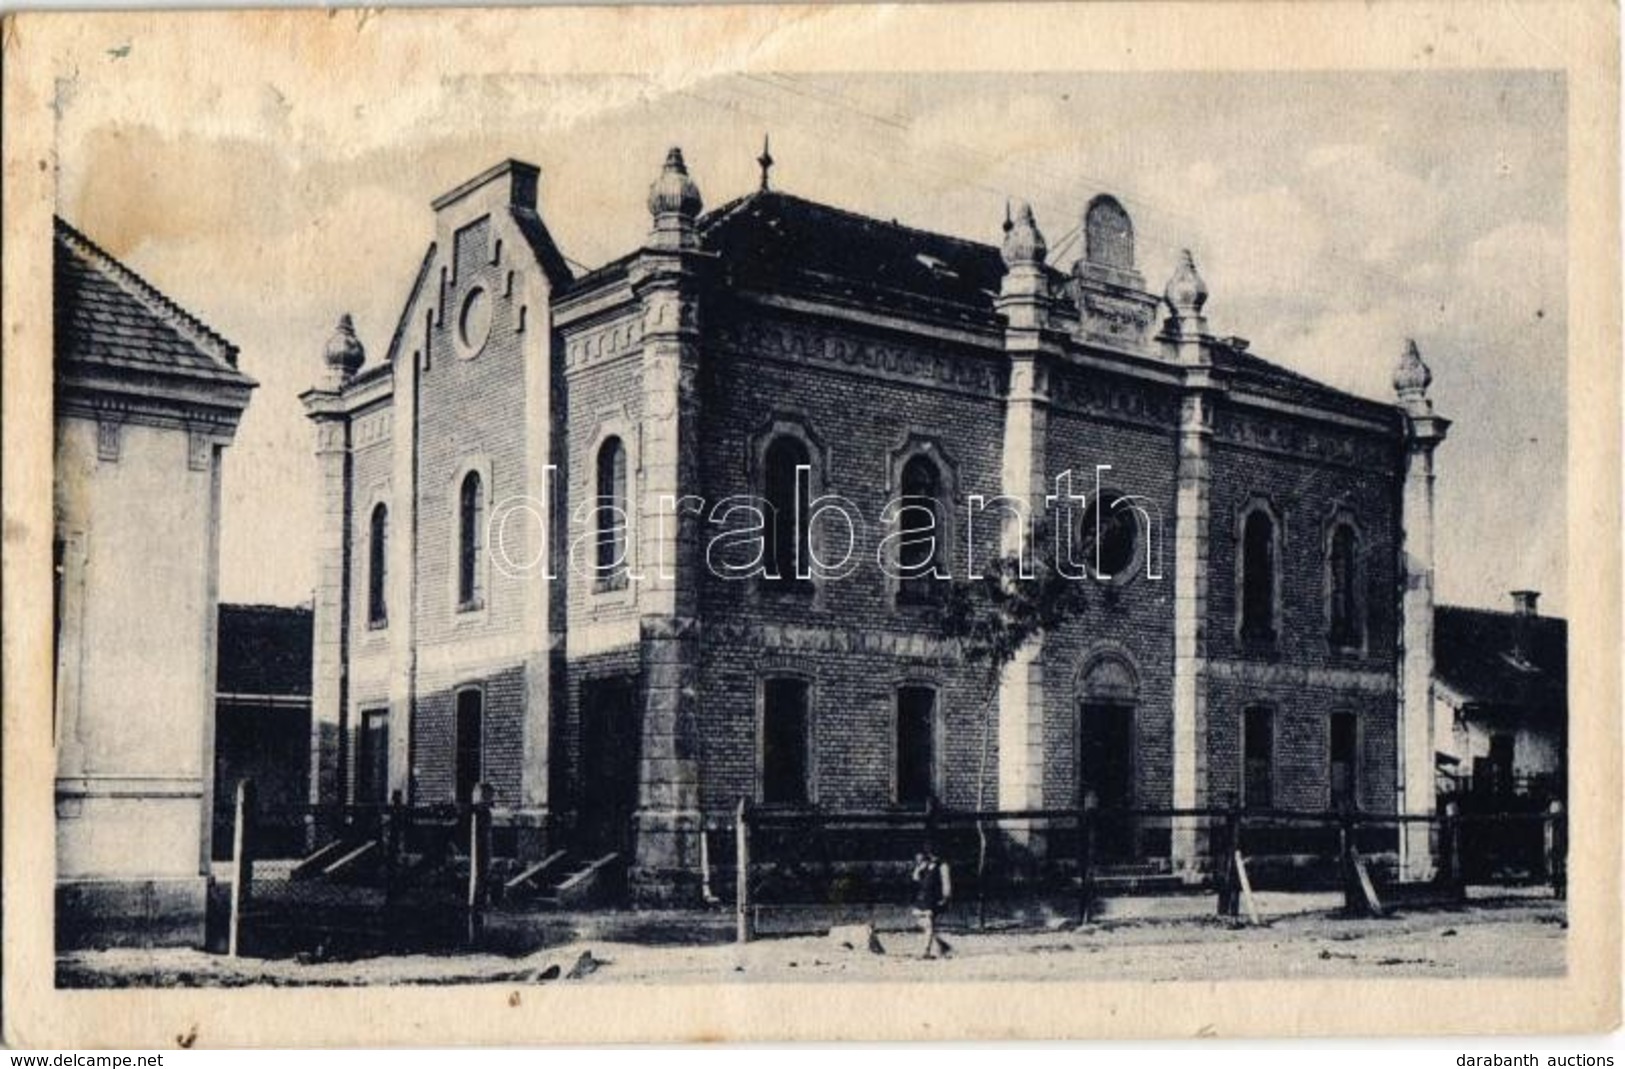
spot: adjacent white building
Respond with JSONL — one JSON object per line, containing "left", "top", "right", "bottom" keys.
{"left": 53, "top": 218, "right": 254, "bottom": 947}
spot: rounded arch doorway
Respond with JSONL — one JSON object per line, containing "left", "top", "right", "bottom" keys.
{"left": 1078, "top": 651, "right": 1140, "bottom": 861}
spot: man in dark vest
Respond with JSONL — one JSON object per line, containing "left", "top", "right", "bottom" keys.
{"left": 910, "top": 848, "right": 953, "bottom": 959}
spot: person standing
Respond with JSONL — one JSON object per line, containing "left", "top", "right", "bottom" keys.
{"left": 911, "top": 849, "right": 953, "bottom": 959}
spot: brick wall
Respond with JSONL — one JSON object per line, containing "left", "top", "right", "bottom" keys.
{"left": 1204, "top": 402, "right": 1401, "bottom": 812}
{"left": 1041, "top": 375, "right": 1181, "bottom": 810}
{"left": 692, "top": 308, "right": 1008, "bottom": 812}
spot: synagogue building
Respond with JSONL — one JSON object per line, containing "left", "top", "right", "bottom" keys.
{"left": 302, "top": 148, "right": 1449, "bottom": 901}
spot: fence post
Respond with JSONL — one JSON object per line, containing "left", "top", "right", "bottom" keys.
{"left": 384, "top": 789, "right": 404, "bottom": 910}
{"left": 1339, "top": 810, "right": 1359, "bottom": 916}
{"left": 227, "top": 778, "right": 255, "bottom": 958}
{"left": 735, "top": 797, "right": 753, "bottom": 944}
{"left": 1077, "top": 792, "right": 1097, "bottom": 925}
{"left": 1440, "top": 801, "right": 1463, "bottom": 899}
{"left": 467, "top": 784, "right": 491, "bottom": 946}
{"left": 1546, "top": 800, "right": 1566, "bottom": 900}
{"left": 1217, "top": 804, "right": 1241, "bottom": 918}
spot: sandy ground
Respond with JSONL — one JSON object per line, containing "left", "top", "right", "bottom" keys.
{"left": 57, "top": 895, "right": 1565, "bottom": 987}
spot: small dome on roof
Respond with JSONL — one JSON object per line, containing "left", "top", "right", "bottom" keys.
{"left": 1393, "top": 338, "right": 1433, "bottom": 398}
{"left": 647, "top": 147, "right": 703, "bottom": 220}
{"left": 1164, "top": 249, "right": 1209, "bottom": 316}
{"left": 1001, "top": 200, "right": 1048, "bottom": 267}
{"left": 324, "top": 313, "right": 365, "bottom": 375}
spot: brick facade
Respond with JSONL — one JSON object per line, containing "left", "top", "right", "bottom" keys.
{"left": 303, "top": 152, "right": 1446, "bottom": 900}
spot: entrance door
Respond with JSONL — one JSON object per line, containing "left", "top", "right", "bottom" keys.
{"left": 357, "top": 708, "right": 390, "bottom": 806}
{"left": 1080, "top": 702, "right": 1136, "bottom": 860}
{"left": 579, "top": 677, "right": 641, "bottom": 857}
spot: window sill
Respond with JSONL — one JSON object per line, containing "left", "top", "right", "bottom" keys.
{"left": 367, "top": 619, "right": 388, "bottom": 632}
{"left": 456, "top": 598, "right": 485, "bottom": 615}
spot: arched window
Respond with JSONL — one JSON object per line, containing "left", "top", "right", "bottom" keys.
{"left": 458, "top": 470, "right": 485, "bottom": 609}
{"left": 595, "top": 436, "right": 628, "bottom": 586}
{"left": 897, "top": 454, "right": 948, "bottom": 604}
{"left": 368, "top": 503, "right": 389, "bottom": 628}
{"left": 1240, "top": 508, "right": 1277, "bottom": 642}
{"left": 763, "top": 435, "right": 812, "bottom": 594}
{"left": 1327, "top": 523, "right": 1361, "bottom": 649}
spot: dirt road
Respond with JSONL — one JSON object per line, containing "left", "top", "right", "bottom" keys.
{"left": 57, "top": 897, "right": 1564, "bottom": 987}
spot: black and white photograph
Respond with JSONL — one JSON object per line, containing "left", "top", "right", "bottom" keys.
{"left": 4, "top": 1, "right": 1618, "bottom": 1046}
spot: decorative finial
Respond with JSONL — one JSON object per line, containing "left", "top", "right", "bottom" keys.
{"left": 647, "top": 146, "right": 704, "bottom": 249}
{"left": 648, "top": 147, "right": 703, "bottom": 219}
{"left": 757, "top": 134, "right": 775, "bottom": 192}
{"left": 1393, "top": 337, "right": 1433, "bottom": 400}
{"left": 1164, "top": 248, "right": 1209, "bottom": 317}
{"left": 1000, "top": 200, "right": 1047, "bottom": 267}
{"left": 1003, "top": 199, "right": 1014, "bottom": 235}
{"left": 323, "top": 312, "right": 365, "bottom": 384}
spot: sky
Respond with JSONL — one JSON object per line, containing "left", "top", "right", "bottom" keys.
{"left": 53, "top": 57, "right": 1568, "bottom": 615}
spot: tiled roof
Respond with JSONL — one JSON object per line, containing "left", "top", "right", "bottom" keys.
{"left": 1434, "top": 605, "right": 1566, "bottom": 717}
{"left": 1213, "top": 346, "right": 1399, "bottom": 424}
{"left": 217, "top": 604, "right": 313, "bottom": 697}
{"left": 697, "top": 191, "right": 1021, "bottom": 328}
{"left": 54, "top": 217, "right": 253, "bottom": 387}
{"left": 556, "top": 189, "right": 1398, "bottom": 421}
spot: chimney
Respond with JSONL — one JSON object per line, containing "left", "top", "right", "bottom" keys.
{"left": 1510, "top": 590, "right": 1539, "bottom": 664}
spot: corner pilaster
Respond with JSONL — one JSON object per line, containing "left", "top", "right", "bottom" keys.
{"left": 1393, "top": 340, "right": 1449, "bottom": 879}
{"left": 993, "top": 202, "right": 1058, "bottom": 815}
{"left": 628, "top": 148, "right": 707, "bottom": 902}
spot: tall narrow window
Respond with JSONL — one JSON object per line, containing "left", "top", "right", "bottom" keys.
{"left": 1243, "top": 705, "right": 1273, "bottom": 809}
{"left": 458, "top": 471, "right": 484, "bottom": 609}
{"left": 763, "top": 436, "right": 812, "bottom": 594}
{"left": 1327, "top": 523, "right": 1361, "bottom": 649}
{"left": 357, "top": 708, "right": 390, "bottom": 806}
{"left": 368, "top": 503, "right": 389, "bottom": 627}
{"left": 455, "top": 688, "right": 483, "bottom": 804}
{"left": 761, "top": 678, "right": 811, "bottom": 805}
{"left": 1241, "top": 509, "right": 1277, "bottom": 641}
{"left": 896, "top": 686, "right": 937, "bottom": 805}
{"left": 1329, "top": 711, "right": 1358, "bottom": 811}
{"left": 897, "top": 455, "right": 946, "bottom": 604}
{"left": 595, "top": 436, "right": 628, "bottom": 586}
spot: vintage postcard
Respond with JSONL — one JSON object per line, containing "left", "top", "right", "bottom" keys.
{"left": 2, "top": 1, "right": 1619, "bottom": 1046}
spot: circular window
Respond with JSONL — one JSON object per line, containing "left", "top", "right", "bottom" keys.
{"left": 1080, "top": 495, "right": 1140, "bottom": 582}
{"left": 457, "top": 286, "right": 491, "bottom": 356}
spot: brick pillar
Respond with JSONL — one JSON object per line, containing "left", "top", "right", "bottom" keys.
{"left": 1163, "top": 250, "right": 1220, "bottom": 874}
{"left": 309, "top": 413, "right": 351, "bottom": 810}
{"left": 628, "top": 147, "right": 705, "bottom": 903}
{"left": 1394, "top": 340, "right": 1449, "bottom": 879}
{"left": 993, "top": 203, "right": 1056, "bottom": 820}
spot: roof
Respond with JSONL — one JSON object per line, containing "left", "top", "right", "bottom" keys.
{"left": 1434, "top": 605, "right": 1567, "bottom": 718}
{"left": 217, "top": 604, "right": 313, "bottom": 697}
{"left": 1213, "top": 346, "right": 1400, "bottom": 425}
{"left": 54, "top": 217, "right": 254, "bottom": 388}
{"left": 695, "top": 190, "right": 1025, "bottom": 328}
{"left": 553, "top": 186, "right": 1398, "bottom": 421}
